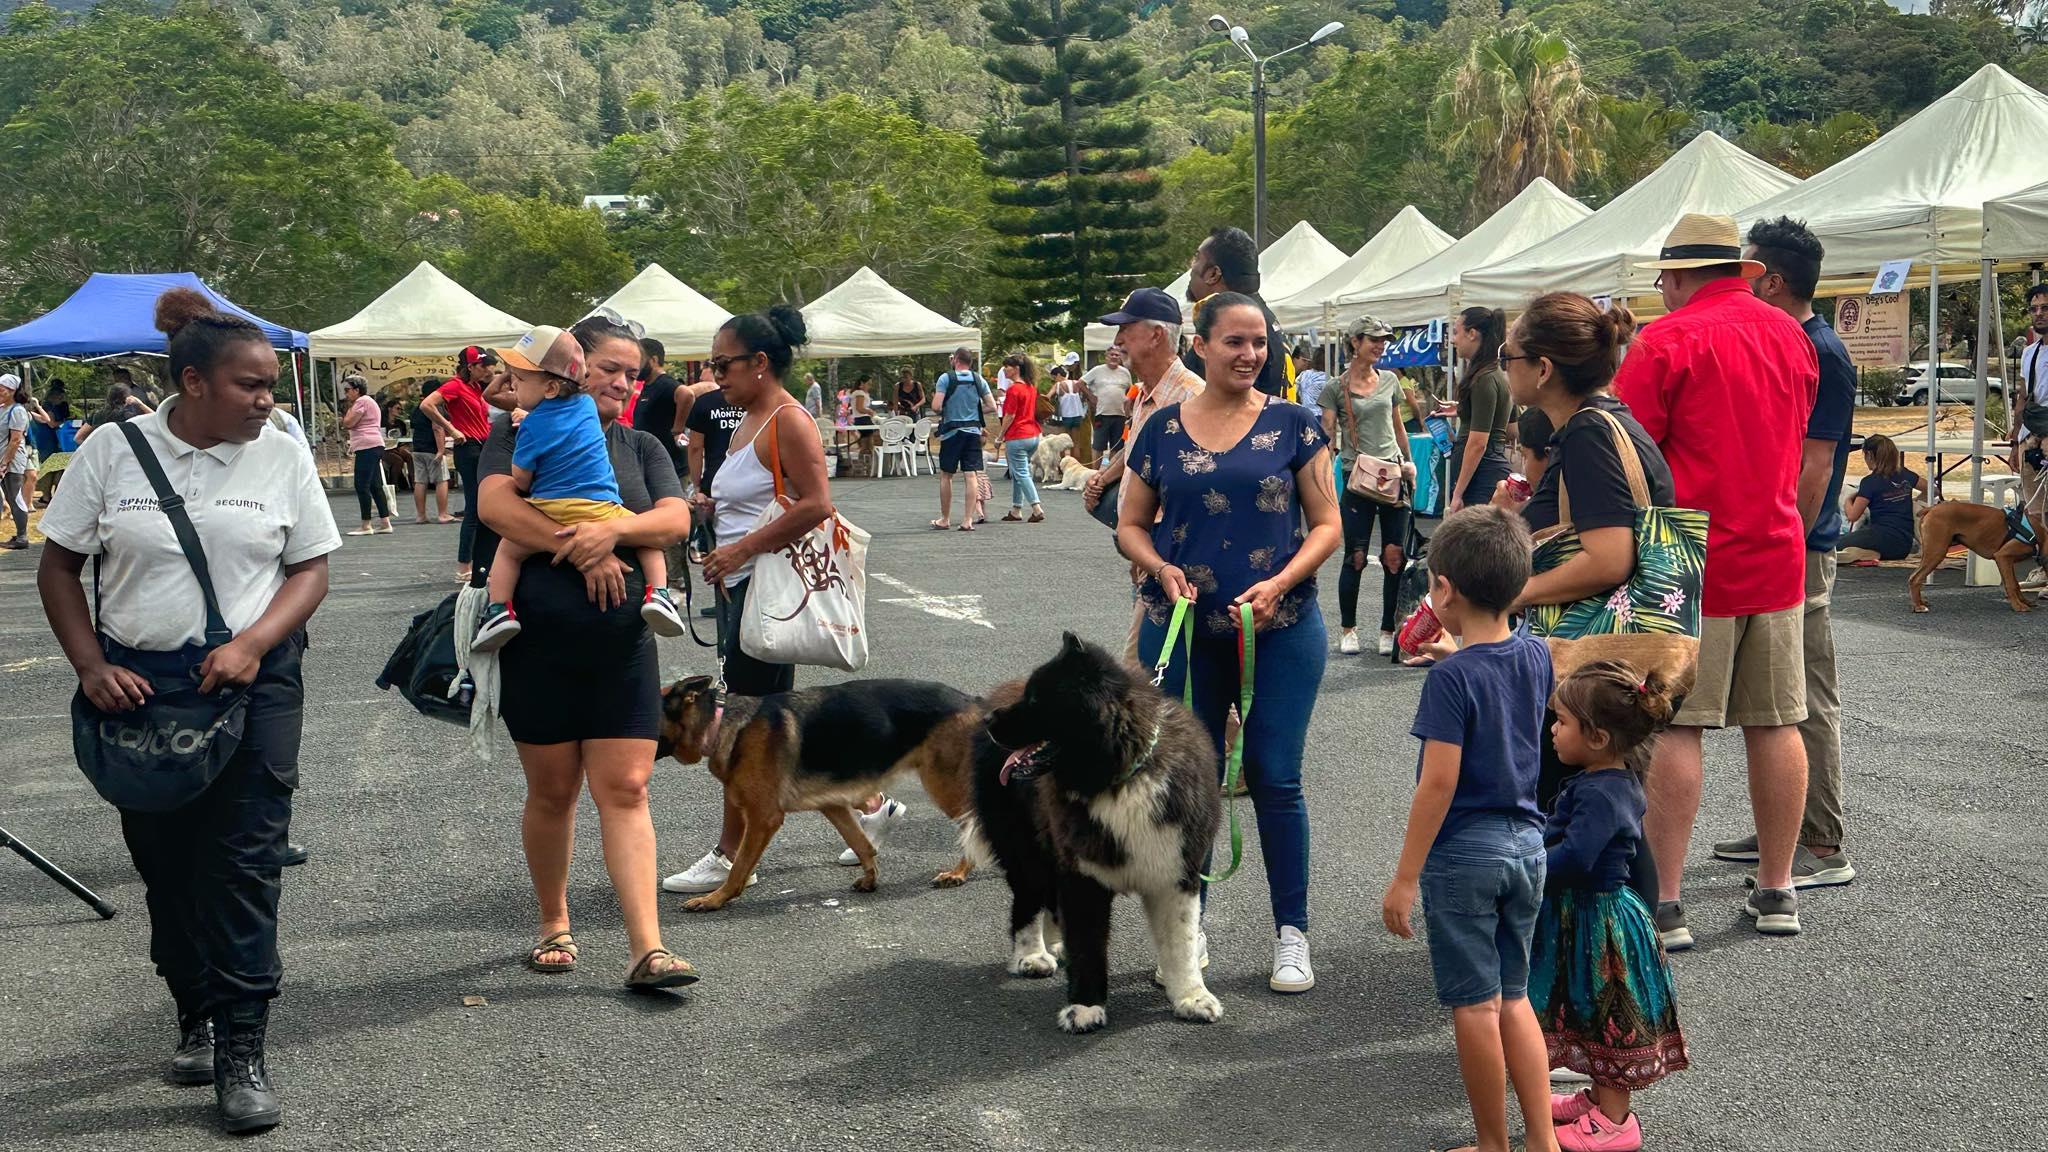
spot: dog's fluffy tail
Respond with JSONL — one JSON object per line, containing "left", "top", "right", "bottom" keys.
{"left": 957, "top": 813, "right": 996, "bottom": 872}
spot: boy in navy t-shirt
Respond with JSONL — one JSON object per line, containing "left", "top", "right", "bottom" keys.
{"left": 1382, "top": 505, "right": 1557, "bottom": 1152}
{"left": 472, "top": 325, "right": 686, "bottom": 651}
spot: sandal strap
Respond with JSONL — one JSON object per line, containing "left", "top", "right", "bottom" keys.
{"left": 628, "top": 948, "right": 681, "bottom": 979}
{"left": 532, "top": 931, "right": 577, "bottom": 957}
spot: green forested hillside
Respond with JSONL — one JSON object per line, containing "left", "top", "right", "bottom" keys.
{"left": 0, "top": 0, "right": 2042, "bottom": 344}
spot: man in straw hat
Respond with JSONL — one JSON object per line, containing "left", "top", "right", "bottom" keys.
{"left": 1613, "top": 213, "right": 1820, "bottom": 943}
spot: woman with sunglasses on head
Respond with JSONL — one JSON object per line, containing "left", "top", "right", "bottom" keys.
{"left": 476, "top": 312, "right": 700, "bottom": 992}
{"left": 1318, "top": 314, "right": 1422, "bottom": 657}
{"left": 1449, "top": 307, "right": 1514, "bottom": 512}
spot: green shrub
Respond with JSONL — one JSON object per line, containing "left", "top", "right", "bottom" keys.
{"left": 1857, "top": 367, "right": 1902, "bottom": 407}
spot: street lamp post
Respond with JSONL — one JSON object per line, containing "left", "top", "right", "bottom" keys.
{"left": 1209, "top": 16, "right": 1344, "bottom": 252}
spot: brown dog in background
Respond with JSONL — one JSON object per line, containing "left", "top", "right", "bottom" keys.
{"left": 1908, "top": 500, "right": 2040, "bottom": 613}
{"left": 656, "top": 675, "right": 982, "bottom": 912}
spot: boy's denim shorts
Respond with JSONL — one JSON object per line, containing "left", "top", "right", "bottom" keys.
{"left": 1421, "top": 816, "right": 1546, "bottom": 1009}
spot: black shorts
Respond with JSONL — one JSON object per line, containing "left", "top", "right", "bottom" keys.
{"left": 939, "top": 434, "right": 985, "bottom": 474}
{"left": 1092, "top": 416, "right": 1127, "bottom": 453}
{"left": 498, "top": 556, "right": 659, "bottom": 745}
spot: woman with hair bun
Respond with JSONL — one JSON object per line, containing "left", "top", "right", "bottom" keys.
{"left": 35, "top": 287, "right": 340, "bottom": 1134}
{"left": 1449, "top": 306, "right": 1513, "bottom": 512}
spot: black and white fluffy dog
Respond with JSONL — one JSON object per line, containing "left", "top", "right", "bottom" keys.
{"left": 965, "top": 633, "right": 1224, "bottom": 1034}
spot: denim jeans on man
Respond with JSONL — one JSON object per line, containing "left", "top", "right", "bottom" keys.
{"left": 1422, "top": 816, "right": 1546, "bottom": 1008}
{"left": 1140, "top": 601, "right": 1326, "bottom": 932}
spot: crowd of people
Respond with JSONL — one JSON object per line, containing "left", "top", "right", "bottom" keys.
{"left": 25, "top": 209, "right": 2037, "bottom": 1150}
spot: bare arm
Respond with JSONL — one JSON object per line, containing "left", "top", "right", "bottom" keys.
{"left": 38, "top": 543, "right": 152, "bottom": 711}
{"left": 484, "top": 375, "right": 519, "bottom": 412}
{"left": 1115, "top": 471, "right": 1195, "bottom": 604}
{"left": 703, "top": 411, "right": 832, "bottom": 584}
{"left": 1383, "top": 740, "right": 1462, "bottom": 939}
{"left": 419, "top": 391, "right": 462, "bottom": 442}
{"left": 1796, "top": 437, "right": 1839, "bottom": 532}
{"left": 1843, "top": 495, "right": 1870, "bottom": 523}
{"left": 1513, "top": 524, "right": 1634, "bottom": 611}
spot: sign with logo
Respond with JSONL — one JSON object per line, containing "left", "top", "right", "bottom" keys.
{"left": 1380, "top": 324, "right": 1443, "bottom": 369}
{"left": 338, "top": 355, "right": 457, "bottom": 392}
{"left": 1871, "top": 259, "right": 1912, "bottom": 296}
{"left": 1835, "top": 293, "right": 1908, "bottom": 368}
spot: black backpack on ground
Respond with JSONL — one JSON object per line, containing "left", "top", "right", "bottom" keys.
{"left": 377, "top": 592, "right": 474, "bottom": 725}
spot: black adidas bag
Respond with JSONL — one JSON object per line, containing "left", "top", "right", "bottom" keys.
{"left": 376, "top": 592, "right": 473, "bottom": 725}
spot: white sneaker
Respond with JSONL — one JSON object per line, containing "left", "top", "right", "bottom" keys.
{"left": 1270, "top": 925, "right": 1314, "bottom": 993}
{"left": 1151, "top": 929, "right": 1210, "bottom": 987}
{"left": 837, "top": 798, "right": 908, "bottom": 865}
{"left": 1376, "top": 631, "right": 1395, "bottom": 656}
{"left": 661, "top": 848, "right": 758, "bottom": 894}
{"left": 2024, "top": 567, "right": 2048, "bottom": 591}
{"left": 1338, "top": 630, "right": 1360, "bottom": 655}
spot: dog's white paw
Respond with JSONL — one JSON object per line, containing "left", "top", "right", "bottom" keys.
{"left": 1056, "top": 1004, "right": 1108, "bottom": 1034}
{"left": 1172, "top": 990, "right": 1223, "bottom": 1023}
{"left": 1008, "top": 951, "right": 1058, "bottom": 978}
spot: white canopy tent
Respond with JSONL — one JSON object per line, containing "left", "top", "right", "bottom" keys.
{"left": 1080, "top": 221, "right": 1347, "bottom": 351}
{"left": 1459, "top": 131, "right": 1798, "bottom": 311}
{"left": 1739, "top": 65, "right": 2048, "bottom": 519}
{"left": 1270, "top": 205, "right": 1457, "bottom": 330}
{"left": 1347, "top": 178, "right": 1592, "bottom": 328}
{"left": 308, "top": 261, "right": 528, "bottom": 359}
{"left": 800, "top": 266, "right": 980, "bottom": 359}
{"left": 588, "top": 263, "right": 731, "bottom": 358}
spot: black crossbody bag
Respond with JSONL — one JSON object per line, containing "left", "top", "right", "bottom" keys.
{"left": 70, "top": 422, "right": 252, "bottom": 812}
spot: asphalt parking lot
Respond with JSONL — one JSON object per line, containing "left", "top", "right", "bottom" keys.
{"left": 2, "top": 475, "right": 2043, "bottom": 1151}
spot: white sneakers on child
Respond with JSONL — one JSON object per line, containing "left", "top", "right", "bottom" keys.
{"left": 837, "top": 798, "right": 908, "bottom": 865}
{"left": 641, "top": 587, "right": 687, "bottom": 637}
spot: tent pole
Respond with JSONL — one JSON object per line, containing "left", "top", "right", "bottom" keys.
{"left": 290, "top": 352, "right": 304, "bottom": 429}
{"left": 1975, "top": 259, "right": 1993, "bottom": 507}
{"left": 1926, "top": 267, "right": 1940, "bottom": 501}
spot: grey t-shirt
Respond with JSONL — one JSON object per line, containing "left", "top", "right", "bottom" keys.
{"left": 2, "top": 403, "right": 30, "bottom": 472}
{"left": 1084, "top": 365, "right": 1132, "bottom": 416}
{"left": 1317, "top": 368, "right": 1405, "bottom": 465}
{"left": 479, "top": 412, "right": 682, "bottom": 513}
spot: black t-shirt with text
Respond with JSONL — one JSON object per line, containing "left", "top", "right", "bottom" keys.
{"left": 686, "top": 387, "right": 747, "bottom": 492}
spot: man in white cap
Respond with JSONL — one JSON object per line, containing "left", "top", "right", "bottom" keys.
{"left": 1613, "top": 213, "right": 1820, "bottom": 942}
{"left": 1, "top": 373, "right": 31, "bottom": 548}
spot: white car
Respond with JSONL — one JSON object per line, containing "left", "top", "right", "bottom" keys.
{"left": 1891, "top": 362, "right": 2003, "bottom": 407}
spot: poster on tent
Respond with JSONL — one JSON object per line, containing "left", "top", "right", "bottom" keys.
{"left": 1380, "top": 323, "right": 1443, "bottom": 369}
{"left": 1835, "top": 293, "right": 1908, "bottom": 368}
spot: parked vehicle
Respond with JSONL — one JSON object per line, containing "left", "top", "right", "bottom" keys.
{"left": 1890, "top": 362, "right": 2003, "bottom": 407}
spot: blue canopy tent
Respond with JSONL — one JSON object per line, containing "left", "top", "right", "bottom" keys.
{"left": 0, "top": 272, "right": 307, "bottom": 358}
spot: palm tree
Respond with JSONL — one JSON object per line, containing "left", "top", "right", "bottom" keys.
{"left": 1432, "top": 23, "right": 1605, "bottom": 215}
{"left": 1597, "top": 96, "right": 1690, "bottom": 194}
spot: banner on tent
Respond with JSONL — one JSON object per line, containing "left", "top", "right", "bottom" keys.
{"left": 1380, "top": 324, "right": 1443, "bottom": 369}
{"left": 1835, "top": 293, "right": 1908, "bottom": 368}
{"left": 339, "top": 355, "right": 457, "bottom": 391}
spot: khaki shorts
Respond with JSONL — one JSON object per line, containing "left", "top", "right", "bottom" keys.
{"left": 1672, "top": 605, "right": 1808, "bottom": 729}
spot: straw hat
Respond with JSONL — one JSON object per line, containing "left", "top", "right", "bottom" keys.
{"left": 1635, "top": 213, "right": 1766, "bottom": 276}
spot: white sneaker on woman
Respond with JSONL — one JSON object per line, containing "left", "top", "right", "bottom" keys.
{"left": 837, "top": 798, "right": 908, "bottom": 865}
{"left": 661, "top": 849, "right": 758, "bottom": 894}
{"left": 1338, "top": 630, "right": 1360, "bottom": 655}
{"left": 1270, "top": 926, "right": 1314, "bottom": 993}
{"left": 1377, "top": 632, "right": 1395, "bottom": 656}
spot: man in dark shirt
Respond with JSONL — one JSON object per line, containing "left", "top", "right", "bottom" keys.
{"left": 76, "top": 385, "right": 146, "bottom": 443}
{"left": 1728, "top": 215, "right": 1860, "bottom": 891}
{"left": 1182, "top": 225, "right": 1294, "bottom": 400}
{"left": 632, "top": 337, "right": 687, "bottom": 482}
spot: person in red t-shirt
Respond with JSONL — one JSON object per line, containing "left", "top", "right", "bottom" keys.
{"left": 999, "top": 352, "right": 1045, "bottom": 523}
{"left": 1613, "top": 214, "right": 1820, "bottom": 943}
{"left": 418, "top": 346, "right": 500, "bottom": 581}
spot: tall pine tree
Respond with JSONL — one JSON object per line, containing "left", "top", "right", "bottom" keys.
{"left": 980, "top": 0, "right": 1169, "bottom": 344}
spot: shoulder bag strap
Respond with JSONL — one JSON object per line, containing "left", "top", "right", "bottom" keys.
{"left": 116, "top": 420, "right": 232, "bottom": 646}
{"left": 1555, "top": 404, "right": 1652, "bottom": 532}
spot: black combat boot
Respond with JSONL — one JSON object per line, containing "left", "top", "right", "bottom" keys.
{"left": 212, "top": 1002, "right": 282, "bottom": 1134}
{"left": 169, "top": 1013, "right": 213, "bottom": 1085}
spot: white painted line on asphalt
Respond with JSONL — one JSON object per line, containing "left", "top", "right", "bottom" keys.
{"left": 872, "top": 571, "right": 998, "bottom": 629}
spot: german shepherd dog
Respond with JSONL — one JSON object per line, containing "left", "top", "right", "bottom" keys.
{"left": 657, "top": 676, "right": 982, "bottom": 912}
{"left": 967, "top": 634, "right": 1224, "bottom": 1034}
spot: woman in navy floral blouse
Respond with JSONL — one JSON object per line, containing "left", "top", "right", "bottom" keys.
{"left": 1118, "top": 292, "right": 1343, "bottom": 995}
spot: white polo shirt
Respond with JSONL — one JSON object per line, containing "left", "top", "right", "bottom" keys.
{"left": 39, "top": 397, "right": 342, "bottom": 651}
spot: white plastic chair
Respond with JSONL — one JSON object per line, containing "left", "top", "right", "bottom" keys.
{"left": 876, "top": 419, "right": 916, "bottom": 478}
{"left": 909, "top": 417, "right": 936, "bottom": 474}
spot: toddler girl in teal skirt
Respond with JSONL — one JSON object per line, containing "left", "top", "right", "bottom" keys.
{"left": 1533, "top": 659, "right": 1690, "bottom": 1152}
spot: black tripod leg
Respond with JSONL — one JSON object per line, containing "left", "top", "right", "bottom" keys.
{"left": 0, "top": 825, "right": 116, "bottom": 919}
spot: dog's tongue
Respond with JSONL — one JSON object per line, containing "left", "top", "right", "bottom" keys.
{"left": 1000, "top": 742, "right": 1047, "bottom": 785}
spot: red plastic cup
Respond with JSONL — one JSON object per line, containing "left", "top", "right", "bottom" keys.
{"left": 1505, "top": 473, "right": 1532, "bottom": 502}
{"left": 1396, "top": 595, "right": 1443, "bottom": 657}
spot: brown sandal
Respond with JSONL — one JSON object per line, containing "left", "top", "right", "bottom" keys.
{"left": 625, "top": 948, "right": 700, "bottom": 991}
{"left": 526, "top": 930, "right": 578, "bottom": 973}
{"left": 1027, "top": 511, "right": 1045, "bottom": 523}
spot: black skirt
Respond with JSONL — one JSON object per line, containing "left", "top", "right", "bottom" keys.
{"left": 498, "top": 555, "right": 659, "bottom": 745}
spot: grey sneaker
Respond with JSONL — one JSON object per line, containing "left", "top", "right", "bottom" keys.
{"left": 1654, "top": 901, "right": 1693, "bottom": 952}
{"left": 1745, "top": 886, "right": 1802, "bottom": 935}
{"left": 1744, "top": 845, "right": 1857, "bottom": 890}
{"left": 1711, "top": 832, "right": 1760, "bottom": 862}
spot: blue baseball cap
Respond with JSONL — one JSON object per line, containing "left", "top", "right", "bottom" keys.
{"left": 1098, "top": 287, "right": 1183, "bottom": 328}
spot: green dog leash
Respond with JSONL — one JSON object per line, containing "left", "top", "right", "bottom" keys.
{"left": 1151, "top": 598, "right": 1255, "bottom": 884}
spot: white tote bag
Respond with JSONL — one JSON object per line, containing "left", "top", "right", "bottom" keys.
{"left": 739, "top": 408, "right": 871, "bottom": 672}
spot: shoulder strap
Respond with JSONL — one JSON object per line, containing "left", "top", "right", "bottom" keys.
{"left": 1556, "top": 406, "right": 1651, "bottom": 531}
{"left": 116, "top": 420, "right": 232, "bottom": 646}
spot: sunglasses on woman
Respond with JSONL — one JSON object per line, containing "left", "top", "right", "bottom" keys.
{"left": 1498, "top": 343, "right": 1542, "bottom": 366}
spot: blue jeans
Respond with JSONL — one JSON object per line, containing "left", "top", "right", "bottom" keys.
{"left": 1421, "top": 816, "right": 1546, "bottom": 1008}
{"left": 1140, "top": 599, "right": 1325, "bottom": 932}
{"left": 1005, "top": 436, "right": 1040, "bottom": 507}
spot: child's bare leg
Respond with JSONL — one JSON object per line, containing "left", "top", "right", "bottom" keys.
{"left": 1501, "top": 996, "right": 1559, "bottom": 1151}
{"left": 488, "top": 539, "right": 531, "bottom": 605}
{"left": 1451, "top": 999, "right": 1511, "bottom": 1152}
{"left": 1590, "top": 1083, "right": 1632, "bottom": 1126}
{"left": 637, "top": 545, "right": 667, "bottom": 591}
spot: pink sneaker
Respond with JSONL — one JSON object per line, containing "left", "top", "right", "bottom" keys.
{"left": 1557, "top": 1108, "right": 1643, "bottom": 1152}
{"left": 1552, "top": 1089, "right": 1597, "bottom": 1124}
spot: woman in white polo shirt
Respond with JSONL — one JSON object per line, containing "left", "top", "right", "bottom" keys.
{"left": 36, "top": 288, "right": 340, "bottom": 1135}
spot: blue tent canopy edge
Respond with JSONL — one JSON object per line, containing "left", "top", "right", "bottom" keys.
{"left": 0, "top": 272, "right": 308, "bottom": 358}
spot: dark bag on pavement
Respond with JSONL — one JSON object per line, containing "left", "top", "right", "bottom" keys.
{"left": 376, "top": 591, "right": 473, "bottom": 725}
{"left": 71, "top": 422, "right": 250, "bottom": 813}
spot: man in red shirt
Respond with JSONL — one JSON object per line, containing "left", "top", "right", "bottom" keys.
{"left": 418, "top": 346, "right": 499, "bottom": 582}
{"left": 1613, "top": 214, "right": 1819, "bottom": 942}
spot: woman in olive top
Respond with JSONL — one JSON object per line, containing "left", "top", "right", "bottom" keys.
{"left": 1317, "top": 314, "right": 1420, "bottom": 657}
{"left": 1449, "top": 306, "right": 1512, "bottom": 511}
